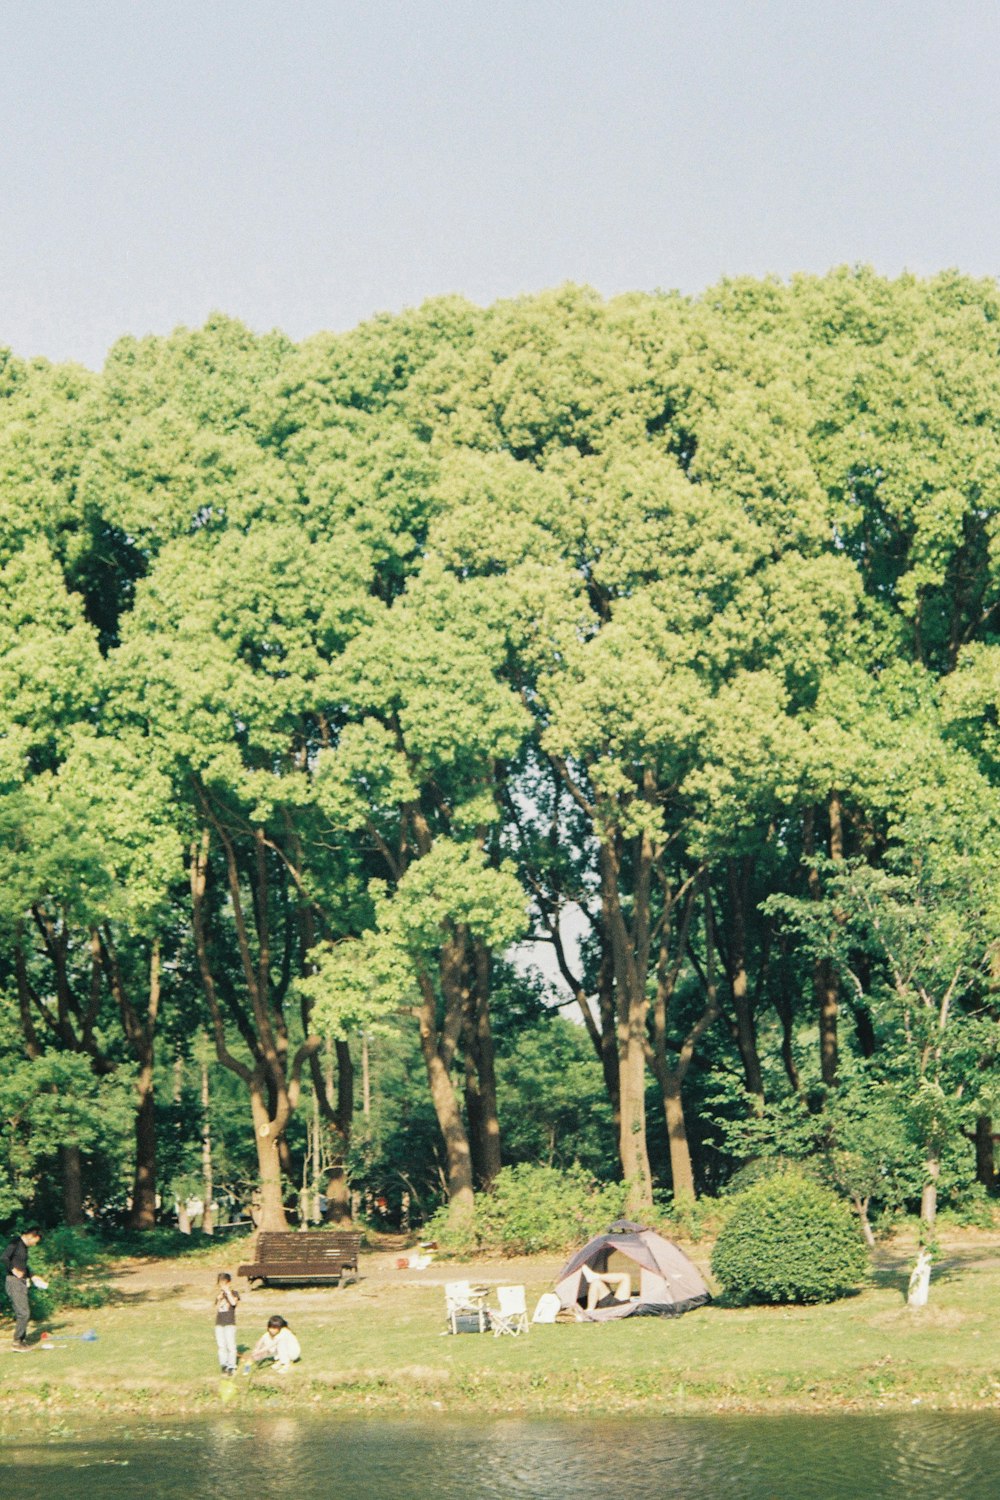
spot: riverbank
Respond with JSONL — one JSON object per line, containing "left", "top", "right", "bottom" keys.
{"left": 1, "top": 1226, "right": 998, "bottom": 1428}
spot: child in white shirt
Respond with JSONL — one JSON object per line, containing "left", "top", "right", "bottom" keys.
{"left": 249, "top": 1315, "right": 301, "bottom": 1373}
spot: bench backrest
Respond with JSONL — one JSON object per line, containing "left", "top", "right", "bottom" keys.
{"left": 254, "top": 1231, "right": 361, "bottom": 1264}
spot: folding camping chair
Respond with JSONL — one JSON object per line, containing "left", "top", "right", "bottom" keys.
{"left": 445, "top": 1281, "right": 488, "bottom": 1334}
{"left": 490, "top": 1284, "right": 529, "bottom": 1337}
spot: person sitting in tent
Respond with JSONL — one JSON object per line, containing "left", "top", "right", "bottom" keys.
{"left": 555, "top": 1219, "right": 711, "bottom": 1321}
{"left": 581, "top": 1263, "right": 631, "bottom": 1311}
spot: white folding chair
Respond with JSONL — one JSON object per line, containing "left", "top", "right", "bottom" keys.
{"left": 490, "top": 1284, "right": 529, "bottom": 1337}
{"left": 445, "top": 1280, "right": 487, "bottom": 1334}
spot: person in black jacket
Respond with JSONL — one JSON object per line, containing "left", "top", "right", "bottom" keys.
{"left": 2, "top": 1227, "right": 43, "bottom": 1350}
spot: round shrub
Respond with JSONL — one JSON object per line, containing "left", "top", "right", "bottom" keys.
{"left": 711, "top": 1170, "right": 868, "bottom": 1305}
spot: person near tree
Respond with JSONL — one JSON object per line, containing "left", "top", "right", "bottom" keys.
{"left": 2, "top": 1227, "right": 45, "bottom": 1351}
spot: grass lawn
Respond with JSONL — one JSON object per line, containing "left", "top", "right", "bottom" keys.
{"left": 1, "top": 1226, "right": 997, "bottom": 1427}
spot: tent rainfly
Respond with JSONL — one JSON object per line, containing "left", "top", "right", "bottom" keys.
{"left": 555, "top": 1219, "right": 711, "bottom": 1321}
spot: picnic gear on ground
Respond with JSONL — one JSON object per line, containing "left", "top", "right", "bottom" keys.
{"left": 444, "top": 1281, "right": 490, "bottom": 1334}
{"left": 531, "top": 1293, "right": 561, "bottom": 1324}
{"left": 490, "top": 1284, "right": 530, "bottom": 1337}
{"left": 555, "top": 1219, "right": 711, "bottom": 1321}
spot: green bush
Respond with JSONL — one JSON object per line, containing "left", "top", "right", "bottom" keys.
{"left": 26, "top": 1226, "right": 114, "bottom": 1321}
{"left": 425, "top": 1165, "right": 629, "bottom": 1257}
{"left": 29, "top": 1275, "right": 112, "bottom": 1322}
{"left": 722, "top": 1155, "right": 820, "bottom": 1197}
{"left": 35, "top": 1226, "right": 108, "bottom": 1275}
{"left": 711, "top": 1170, "right": 868, "bottom": 1305}
{"left": 655, "top": 1193, "right": 730, "bottom": 1244}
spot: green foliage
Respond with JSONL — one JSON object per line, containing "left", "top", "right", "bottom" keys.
{"left": 426, "top": 1164, "right": 628, "bottom": 1257}
{"left": 28, "top": 1227, "right": 114, "bottom": 1318}
{"left": 35, "top": 1226, "right": 106, "bottom": 1273}
{"left": 496, "top": 1018, "right": 618, "bottom": 1180}
{"left": 0, "top": 1048, "right": 135, "bottom": 1222}
{"left": 711, "top": 1170, "right": 869, "bottom": 1305}
{"left": 3, "top": 274, "right": 1000, "bottom": 1232}
{"left": 709, "top": 1063, "right": 925, "bottom": 1221}
{"left": 307, "top": 841, "right": 527, "bottom": 1038}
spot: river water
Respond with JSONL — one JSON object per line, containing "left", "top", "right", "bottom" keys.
{"left": 4, "top": 1411, "right": 999, "bottom": 1498}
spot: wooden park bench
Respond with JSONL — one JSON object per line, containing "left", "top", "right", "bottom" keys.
{"left": 237, "top": 1230, "right": 362, "bottom": 1287}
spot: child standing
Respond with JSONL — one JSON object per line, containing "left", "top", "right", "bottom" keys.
{"left": 214, "top": 1272, "right": 240, "bottom": 1375}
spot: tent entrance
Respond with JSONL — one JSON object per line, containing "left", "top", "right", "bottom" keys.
{"left": 554, "top": 1221, "right": 711, "bottom": 1321}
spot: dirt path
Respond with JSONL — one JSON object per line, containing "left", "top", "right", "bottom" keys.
{"left": 104, "top": 1240, "right": 571, "bottom": 1315}
{"left": 104, "top": 1224, "right": 998, "bottom": 1312}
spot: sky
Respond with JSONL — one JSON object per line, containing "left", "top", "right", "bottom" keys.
{"left": 2, "top": 0, "right": 999, "bottom": 369}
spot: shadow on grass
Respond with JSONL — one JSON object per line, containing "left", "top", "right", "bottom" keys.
{"left": 103, "top": 1279, "right": 195, "bottom": 1306}
{"left": 100, "top": 1228, "right": 255, "bottom": 1261}
{"left": 710, "top": 1284, "right": 866, "bottom": 1310}
{"left": 870, "top": 1249, "right": 980, "bottom": 1299}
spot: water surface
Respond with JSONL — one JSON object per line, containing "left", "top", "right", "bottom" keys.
{"left": 4, "top": 1411, "right": 999, "bottom": 1499}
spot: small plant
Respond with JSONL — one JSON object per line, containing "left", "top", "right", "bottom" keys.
{"left": 711, "top": 1169, "right": 868, "bottom": 1305}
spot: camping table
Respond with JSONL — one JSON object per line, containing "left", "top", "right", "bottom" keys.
{"left": 468, "top": 1285, "right": 490, "bottom": 1329}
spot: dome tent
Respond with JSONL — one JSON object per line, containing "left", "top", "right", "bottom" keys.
{"left": 555, "top": 1219, "right": 711, "bottom": 1321}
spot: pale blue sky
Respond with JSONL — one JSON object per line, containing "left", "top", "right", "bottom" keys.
{"left": 2, "top": 0, "right": 998, "bottom": 368}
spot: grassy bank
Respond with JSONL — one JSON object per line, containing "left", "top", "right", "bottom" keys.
{"left": 1, "top": 1227, "right": 998, "bottom": 1429}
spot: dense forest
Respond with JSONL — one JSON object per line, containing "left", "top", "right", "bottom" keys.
{"left": 1, "top": 268, "right": 998, "bottom": 1239}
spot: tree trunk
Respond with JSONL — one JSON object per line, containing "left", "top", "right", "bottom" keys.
{"left": 599, "top": 834, "right": 653, "bottom": 1211}
{"left": 464, "top": 1050, "right": 488, "bottom": 1189}
{"left": 648, "top": 879, "right": 706, "bottom": 1207}
{"left": 773, "top": 981, "right": 801, "bottom": 1093}
{"left": 325, "top": 1163, "right": 352, "bottom": 1223}
{"left": 618, "top": 1013, "right": 652, "bottom": 1212}
{"left": 726, "top": 859, "right": 765, "bottom": 1105}
{"left": 596, "top": 947, "right": 620, "bottom": 1132}
{"left": 101, "top": 933, "right": 163, "bottom": 1233}
{"left": 805, "top": 798, "right": 843, "bottom": 1087}
{"left": 60, "top": 1143, "right": 84, "bottom": 1226}
{"left": 320, "top": 1039, "right": 354, "bottom": 1223}
{"left": 567, "top": 934, "right": 620, "bottom": 1130}
{"left": 190, "top": 825, "right": 313, "bottom": 1237}
{"left": 816, "top": 957, "right": 840, "bottom": 1087}
{"left": 423, "top": 1046, "right": 474, "bottom": 1217}
{"left": 463, "top": 943, "right": 502, "bottom": 1190}
{"left": 417, "top": 973, "right": 474, "bottom": 1220}
{"left": 128, "top": 1071, "right": 158, "bottom": 1231}
{"left": 974, "top": 1114, "right": 995, "bottom": 1189}
{"left": 200, "top": 1059, "right": 214, "bottom": 1235}
{"left": 920, "top": 1153, "right": 939, "bottom": 1236}
{"left": 251, "top": 1088, "right": 289, "bottom": 1231}
{"left": 663, "top": 1072, "right": 696, "bottom": 1204}
{"left": 853, "top": 1195, "right": 876, "bottom": 1248}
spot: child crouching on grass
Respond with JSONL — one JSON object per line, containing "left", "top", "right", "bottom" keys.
{"left": 214, "top": 1272, "right": 240, "bottom": 1375}
{"left": 247, "top": 1315, "right": 301, "bottom": 1374}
